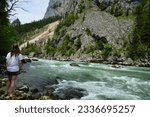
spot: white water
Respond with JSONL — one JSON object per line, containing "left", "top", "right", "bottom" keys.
{"left": 18, "top": 59, "right": 150, "bottom": 100}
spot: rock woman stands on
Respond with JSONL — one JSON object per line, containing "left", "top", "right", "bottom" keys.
{"left": 5, "top": 44, "right": 23, "bottom": 98}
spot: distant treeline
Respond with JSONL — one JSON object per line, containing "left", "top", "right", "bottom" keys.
{"left": 15, "top": 16, "right": 61, "bottom": 35}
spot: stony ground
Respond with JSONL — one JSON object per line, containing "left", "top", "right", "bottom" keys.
{"left": 0, "top": 78, "right": 53, "bottom": 100}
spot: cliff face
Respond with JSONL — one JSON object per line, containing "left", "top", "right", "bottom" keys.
{"left": 44, "top": 0, "right": 139, "bottom": 18}
{"left": 43, "top": 0, "right": 141, "bottom": 62}
{"left": 44, "top": 0, "right": 79, "bottom": 18}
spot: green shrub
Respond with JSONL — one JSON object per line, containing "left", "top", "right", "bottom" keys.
{"left": 102, "top": 44, "right": 112, "bottom": 58}
{"left": 55, "top": 13, "right": 78, "bottom": 36}
{"left": 78, "top": 1, "right": 85, "bottom": 13}
{"left": 74, "top": 38, "right": 82, "bottom": 50}
{"left": 85, "top": 28, "right": 92, "bottom": 36}
{"left": 58, "top": 34, "right": 72, "bottom": 56}
{"left": 85, "top": 44, "right": 96, "bottom": 54}
{"left": 112, "top": 48, "right": 124, "bottom": 57}
{"left": 22, "top": 43, "right": 41, "bottom": 55}
{"left": 45, "top": 38, "right": 57, "bottom": 56}
{"left": 127, "top": 43, "right": 148, "bottom": 60}
{"left": 114, "top": 6, "right": 123, "bottom": 17}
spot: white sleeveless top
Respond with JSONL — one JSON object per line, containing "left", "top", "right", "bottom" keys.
{"left": 6, "top": 52, "right": 23, "bottom": 72}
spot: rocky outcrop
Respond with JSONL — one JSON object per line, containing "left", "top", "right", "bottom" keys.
{"left": 12, "top": 18, "right": 21, "bottom": 26}
{"left": 46, "top": 85, "right": 88, "bottom": 100}
{"left": 53, "top": 87, "right": 88, "bottom": 100}
{"left": 93, "top": 0, "right": 140, "bottom": 15}
{"left": 70, "top": 10, "right": 134, "bottom": 48}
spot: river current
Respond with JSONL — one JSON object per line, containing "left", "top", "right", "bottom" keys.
{"left": 18, "top": 59, "right": 150, "bottom": 100}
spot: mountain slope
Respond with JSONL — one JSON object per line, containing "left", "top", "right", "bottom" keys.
{"left": 19, "top": 21, "right": 59, "bottom": 50}
{"left": 43, "top": 0, "right": 138, "bottom": 60}
{"left": 21, "top": 0, "right": 150, "bottom": 66}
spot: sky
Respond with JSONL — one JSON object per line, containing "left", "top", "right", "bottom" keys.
{"left": 10, "top": 0, "right": 50, "bottom": 24}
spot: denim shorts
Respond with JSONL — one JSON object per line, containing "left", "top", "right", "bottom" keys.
{"left": 7, "top": 71, "right": 19, "bottom": 76}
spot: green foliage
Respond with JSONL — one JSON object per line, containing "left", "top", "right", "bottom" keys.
{"left": 15, "top": 16, "right": 61, "bottom": 36}
{"left": 85, "top": 28, "right": 92, "bottom": 36}
{"left": 58, "top": 34, "right": 72, "bottom": 56}
{"left": 110, "top": 5, "right": 115, "bottom": 15}
{"left": 87, "top": 0, "right": 93, "bottom": 8}
{"left": 84, "top": 44, "right": 96, "bottom": 54}
{"left": 74, "top": 38, "right": 82, "bottom": 50}
{"left": 95, "top": 40, "right": 104, "bottom": 50}
{"left": 102, "top": 44, "right": 112, "bottom": 58}
{"left": 125, "top": 8, "right": 130, "bottom": 16}
{"left": 0, "top": 0, "right": 9, "bottom": 26}
{"left": 45, "top": 38, "right": 57, "bottom": 56}
{"left": 127, "top": 0, "right": 150, "bottom": 59}
{"left": 22, "top": 43, "right": 41, "bottom": 55}
{"left": 94, "top": 0, "right": 101, "bottom": 8}
{"left": 57, "top": 35, "right": 82, "bottom": 56}
{"left": 114, "top": 6, "right": 123, "bottom": 17}
{"left": 112, "top": 48, "right": 125, "bottom": 57}
{"left": 127, "top": 43, "right": 148, "bottom": 60}
{"left": 78, "top": 0, "right": 85, "bottom": 13}
{"left": 0, "top": 0, "right": 19, "bottom": 55}
{"left": 110, "top": 4, "right": 123, "bottom": 17}
{"left": 99, "top": 3, "right": 108, "bottom": 11}
{"left": 0, "top": 25, "right": 18, "bottom": 55}
{"left": 55, "top": 13, "right": 78, "bottom": 36}
{"left": 92, "top": 35, "right": 107, "bottom": 50}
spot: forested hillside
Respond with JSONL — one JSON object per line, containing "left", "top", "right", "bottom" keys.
{"left": 15, "top": 16, "right": 61, "bottom": 37}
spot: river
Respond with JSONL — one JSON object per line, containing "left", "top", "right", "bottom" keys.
{"left": 18, "top": 59, "right": 150, "bottom": 100}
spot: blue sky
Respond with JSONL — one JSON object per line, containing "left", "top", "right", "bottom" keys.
{"left": 10, "top": 0, "right": 50, "bottom": 24}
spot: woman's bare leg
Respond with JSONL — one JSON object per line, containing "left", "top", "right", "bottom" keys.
{"left": 9, "top": 75, "right": 17, "bottom": 96}
{"left": 5, "top": 76, "right": 11, "bottom": 95}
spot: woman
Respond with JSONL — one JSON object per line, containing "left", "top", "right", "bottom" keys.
{"left": 5, "top": 44, "right": 23, "bottom": 98}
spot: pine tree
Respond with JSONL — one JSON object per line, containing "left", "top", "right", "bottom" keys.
{"left": 0, "top": 0, "right": 18, "bottom": 55}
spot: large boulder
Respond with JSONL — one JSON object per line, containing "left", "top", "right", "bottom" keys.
{"left": 51, "top": 86, "right": 88, "bottom": 100}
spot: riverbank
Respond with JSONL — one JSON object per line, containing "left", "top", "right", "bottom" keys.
{"left": 0, "top": 78, "right": 52, "bottom": 100}
{"left": 41, "top": 56, "right": 150, "bottom": 68}
{"left": 0, "top": 77, "right": 88, "bottom": 100}
{"left": 1, "top": 59, "right": 150, "bottom": 100}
